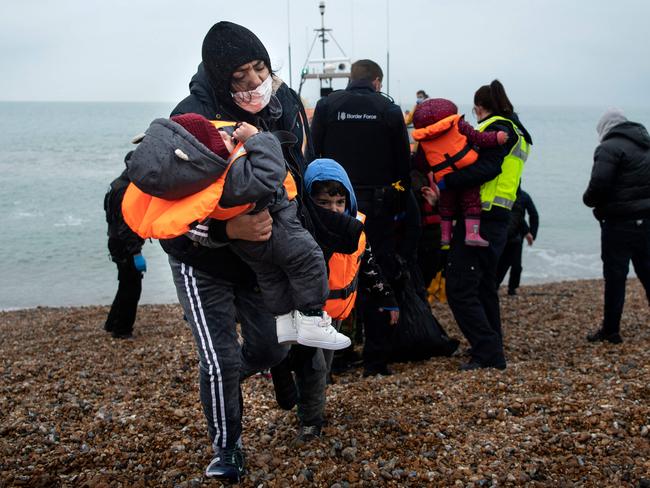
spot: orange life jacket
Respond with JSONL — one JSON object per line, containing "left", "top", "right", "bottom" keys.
{"left": 324, "top": 212, "right": 366, "bottom": 320}
{"left": 122, "top": 120, "right": 298, "bottom": 240}
{"left": 411, "top": 114, "right": 478, "bottom": 183}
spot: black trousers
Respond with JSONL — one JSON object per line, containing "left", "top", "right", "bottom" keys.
{"left": 601, "top": 218, "right": 650, "bottom": 334}
{"left": 417, "top": 224, "right": 442, "bottom": 288}
{"left": 105, "top": 258, "right": 143, "bottom": 335}
{"left": 360, "top": 302, "right": 393, "bottom": 371}
{"left": 496, "top": 239, "right": 523, "bottom": 291}
{"left": 445, "top": 216, "right": 509, "bottom": 367}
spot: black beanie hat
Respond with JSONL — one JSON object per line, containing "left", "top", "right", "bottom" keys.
{"left": 202, "top": 22, "right": 272, "bottom": 103}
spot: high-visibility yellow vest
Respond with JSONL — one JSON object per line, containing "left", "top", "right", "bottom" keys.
{"left": 478, "top": 115, "right": 530, "bottom": 211}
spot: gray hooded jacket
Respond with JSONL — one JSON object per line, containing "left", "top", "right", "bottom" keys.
{"left": 127, "top": 117, "right": 288, "bottom": 211}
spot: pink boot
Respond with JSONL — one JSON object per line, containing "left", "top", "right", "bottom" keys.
{"left": 464, "top": 218, "right": 489, "bottom": 247}
{"left": 441, "top": 219, "right": 453, "bottom": 246}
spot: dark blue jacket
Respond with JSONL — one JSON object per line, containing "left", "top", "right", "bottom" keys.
{"left": 507, "top": 190, "right": 539, "bottom": 243}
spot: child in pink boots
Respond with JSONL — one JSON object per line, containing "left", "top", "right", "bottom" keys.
{"left": 412, "top": 98, "right": 508, "bottom": 247}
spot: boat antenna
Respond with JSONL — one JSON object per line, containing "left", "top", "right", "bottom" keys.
{"left": 287, "top": 0, "right": 293, "bottom": 88}
{"left": 385, "top": 0, "right": 390, "bottom": 95}
{"left": 298, "top": 1, "right": 351, "bottom": 99}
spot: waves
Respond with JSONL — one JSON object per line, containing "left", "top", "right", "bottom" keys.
{"left": 522, "top": 247, "right": 601, "bottom": 283}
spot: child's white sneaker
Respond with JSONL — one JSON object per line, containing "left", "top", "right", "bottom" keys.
{"left": 276, "top": 311, "right": 298, "bottom": 344}
{"left": 295, "top": 311, "right": 351, "bottom": 350}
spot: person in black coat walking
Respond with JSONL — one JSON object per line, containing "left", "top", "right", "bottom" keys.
{"left": 103, "top": 164, "right": 146, "bottom": 339}
{"left": 134, "top": 22, "right": 313, "bottom": 482}
{"left": 497, "top": 188, "right": 539, "bottom": 295}
{"left": 583, "top": 108, "right": 650, "bottom": 344}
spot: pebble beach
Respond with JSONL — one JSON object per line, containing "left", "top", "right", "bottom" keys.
{"left": 1, "top": 279, "right": 649, "bottom": 487}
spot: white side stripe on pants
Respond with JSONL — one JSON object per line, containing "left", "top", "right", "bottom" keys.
{"left": 181, "top": 263, "right": 228, "bottom": 448}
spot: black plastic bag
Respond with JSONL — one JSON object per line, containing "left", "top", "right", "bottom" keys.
{"left": 389, "top": 270, "right": 459, "bottom": 362}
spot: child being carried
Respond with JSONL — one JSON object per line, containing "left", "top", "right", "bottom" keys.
{"left": 411, "top": 98, "right": 508, "bottom": 247}
{"left": 125, "top": 113, "right": 351, "bottom": 350}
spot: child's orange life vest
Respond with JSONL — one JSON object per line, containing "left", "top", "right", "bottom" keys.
{"left": 122, "top": 120, "right": 298, "bottom": 240}
{"left": 411, "top": 114, "right": 478, "bottom": 183}
{"left": 324, "top": 212, "right": 366, "bottom": 320}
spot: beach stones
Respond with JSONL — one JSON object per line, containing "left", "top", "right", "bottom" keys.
{"left": 1, "top": 281, "right": 649, "bottom": 486}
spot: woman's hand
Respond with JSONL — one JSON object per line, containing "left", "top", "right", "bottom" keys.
{"left": 233, "top": 122, "right": 259, "bottom": 143}
{"left": 225, "top": 209, "right": 273, "bottom": 241}
{"left": 421, "top": 186, "right": 439, "bottom": 206}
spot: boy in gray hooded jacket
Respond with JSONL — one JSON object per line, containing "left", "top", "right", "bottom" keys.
{"left": 127, "top": 113, "right": 350, "bottom": 350}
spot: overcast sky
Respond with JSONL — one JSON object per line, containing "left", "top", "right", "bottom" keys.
{"left": 1, "top": 0, "right": 648, "bottom": 109}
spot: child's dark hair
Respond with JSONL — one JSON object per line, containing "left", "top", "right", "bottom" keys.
{"left": 310, "top": 180, "right": 347, "bottom": 198}
{"left": 474, "top": 79, "right": 514, "bottom": 117}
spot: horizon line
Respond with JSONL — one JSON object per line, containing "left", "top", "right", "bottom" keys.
{"left": 1, "top": 100, "right": 648, "bottom": 110}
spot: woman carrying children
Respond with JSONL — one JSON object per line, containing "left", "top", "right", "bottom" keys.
{"left": 153, "top": 22, "right": 316, "bottom": 481}
{"left": 439, "top": 80, "right": 533, "bottom": 371}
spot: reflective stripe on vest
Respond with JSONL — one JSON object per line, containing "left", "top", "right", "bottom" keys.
{"left": 324, "top": 212, "right": 366, "bottom": 320}
{"left": 477, "top": 115, "right": 529, "bottom": 211}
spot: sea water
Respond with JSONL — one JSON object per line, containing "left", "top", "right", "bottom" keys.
{"left": 1, "top": 102, "right": 648, "bottom": 310}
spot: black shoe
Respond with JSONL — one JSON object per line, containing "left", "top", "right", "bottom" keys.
{"left": 270, "top": 363, "right": 297, "bottom": 410}
{"left": 294, "top": 424, "right": 322, "bottom": 445}
{"left": 586, "top": 329, "right": 623, "bottom": 344}
{"left": 362, "top": 365, "right": 393, "bottom": 377}
{"left": 205, "top": 446, "right": 245, "bottom": 481}
{"left": 111, "top": 330, "right": 133, "bottom": 339}
{"left": 103, "top": 321, "right": 114, "bottom": 333}
{"left": 459, "top": 361, "right": 506, "bottom": 371}
{"left": 507, "top": 288, "right": 517, "bottom": 296}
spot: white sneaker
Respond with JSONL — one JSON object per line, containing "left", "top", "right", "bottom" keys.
{"left": 276, "top": 311, "right": 298, "bottom": 344}
{"left": 296, "top": 311, "right": 351, "bottom": 350}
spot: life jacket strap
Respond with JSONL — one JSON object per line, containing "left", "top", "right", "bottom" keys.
{"left": 328, "top": 270, "right": 360, "bottom": 300}
{"left": 430, "top": 143, "right": 474, "bottom": 174}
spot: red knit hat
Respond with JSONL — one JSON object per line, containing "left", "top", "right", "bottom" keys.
{"left": 412, "top": 98, "right": 458, "bottom": 129}
{"left": 171, "top": 113, "right": 230, "bottom": 159}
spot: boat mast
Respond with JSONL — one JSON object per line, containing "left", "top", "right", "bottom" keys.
{"left": 298, "top": 1, "right": 351, "bottom": 100}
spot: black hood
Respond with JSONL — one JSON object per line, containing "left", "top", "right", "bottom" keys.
{"left": 186, "top": 64, "right": 218, "bottom": 116}
{"left": 200, "top": 22, "right": 273, "bottom": 125}
{"left": 202, "top": 22, "right": 271, "bottom": 97}
{"left": 510, "top": 112, "right": 533, "bottom": 145}
{"left": 603, "top": 121, "right": 650, "bottom": 149}
{"left": 477, "top": 111, "right": 533, "bottom": 145}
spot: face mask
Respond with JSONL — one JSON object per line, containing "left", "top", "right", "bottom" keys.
{"left": 231, "top": 75, "right": 273, "bottom": 114}
{"left": 416, "top": 97, "right": 425, "bottom": 104}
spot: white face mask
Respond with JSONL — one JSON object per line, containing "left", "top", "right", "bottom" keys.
{"left": 231, "top": 75, "right": 273, "bottom": 114}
